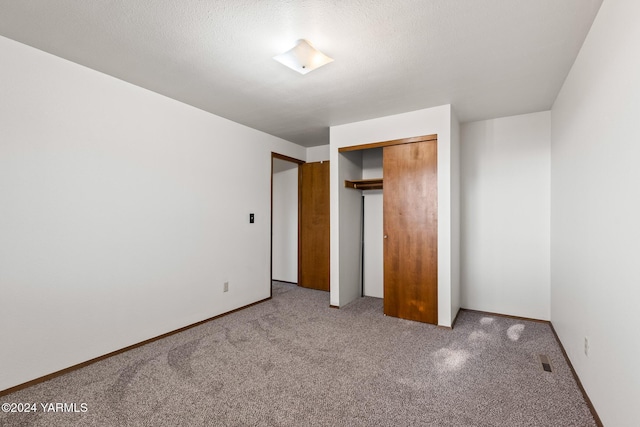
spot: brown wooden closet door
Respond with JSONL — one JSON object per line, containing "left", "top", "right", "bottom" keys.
{"left": 298, "top": 161, "right": 330, "bottom": 291}
{"left": 383, "top": 141, "right": 437, "bottom": 324}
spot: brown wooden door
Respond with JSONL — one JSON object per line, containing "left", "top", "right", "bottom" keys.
{"left": 383, "top": 141, "right": 437, "bottom": 324}
{"left": 298, "top": 161, "right": 330, "bottom": 291}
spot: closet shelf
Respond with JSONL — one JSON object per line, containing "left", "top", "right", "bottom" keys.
{"left": 344, "top": 178, "right": 383, "bottom": 190}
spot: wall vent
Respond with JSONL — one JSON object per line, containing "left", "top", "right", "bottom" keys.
{"left": 539, "top": 354, "right": 553, "bottom": 372}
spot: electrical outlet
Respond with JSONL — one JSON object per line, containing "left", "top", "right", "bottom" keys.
{"left": 224, "top": 281, "right": 229, "bottom": 293}
{"left": 584, "top": 337, "right": 589, "bottom": 356}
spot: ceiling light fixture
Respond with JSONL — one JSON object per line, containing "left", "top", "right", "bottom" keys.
{"left": 273, "top": 39, "right": 333, "bottom": 75}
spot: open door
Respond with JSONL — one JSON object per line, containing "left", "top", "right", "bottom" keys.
{"left": 298, "top": 161, "right": 330, "bottom": 291}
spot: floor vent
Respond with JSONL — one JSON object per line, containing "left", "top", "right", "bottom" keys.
{"left": 539, "top": 354, "right": 553, "bottom": 372}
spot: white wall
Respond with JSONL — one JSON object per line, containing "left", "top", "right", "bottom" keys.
{"left": 461, "top": 111, "right": 551, "bottom": 320}
{"left": 306, "top": 145, "right": 330, "bottom": 162}
{"left": 330, "top": 105, "right": 459, "bottom": 326}
{"left": 363, "top": 192, "right": 383, "bottom": 298}
{"left": 362, "top": 148, "right": 383, "bottom": 179}
{"left": 272, "top": 159, "right": 298, "bottom": 283}
{"left": 335, "top": 151, "right": 363, "bottom": 306}
{"left": 0, "top": 36, "right": 305, "bottom": 391}
{"left": 450, "top": 109, "right": 461, "bottom": 323}
{"left": 550, "top": 1, "right": 640, "bottom": 425}
{"left": 363, "top": 149, "right": 383, "bottom": 298}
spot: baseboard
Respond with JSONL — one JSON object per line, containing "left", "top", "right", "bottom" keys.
{"left": 272, "top": 280, "right": 297, "bottom": 285}
{"left": 460, "top": 308, "right": 549, "bottom": 324}
{"left": 0, "top": 296, "right": 272, "bottom": 397}
{"left": 549, "top": 323, "right": 603, "bottom": 427}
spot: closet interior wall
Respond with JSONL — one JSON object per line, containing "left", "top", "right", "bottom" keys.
{"left": 362, "top": 148, "right": 383, "bottom": 298}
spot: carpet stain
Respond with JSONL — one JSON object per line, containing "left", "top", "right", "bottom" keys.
{"left": 167, "top": 338, "right": 202, "bottom": 378}
{"left": 106, "top": 358, "right": 151, "bottom": 424}
{"left": 433, "top": 348, "right": 471, "bottom": 372}
{"left": 107, "top": 358, "right": 150, "bottom": 403}
{"left": 224, "top": 327, "right": 250, "bottom": 348}
{"left": 248, "top": 318, "right": 271, "bottom": 341}
{"left": 480, "top": 317, "right": 495, "bottom": 325}
{"left": 468, "top": 330, "right": 490, "bottom": 341}
{"left": 507, "top": 324, "right": 526, "bottom": 341}
{"left": 259, "top": 360, "right": 275, "bottom": 373}
{"left": 203, "top": 380, "right": 224, "bottom": 397}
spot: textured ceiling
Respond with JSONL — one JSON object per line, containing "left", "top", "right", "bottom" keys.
{"left": 0, "top": 0, "right": 602, "bottom": 147}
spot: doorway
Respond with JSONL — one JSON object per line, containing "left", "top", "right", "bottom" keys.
{"left": 271, "top": 153, "right": 331, "bottom": 294}
{"left": 271, "top": 153, "right": 304, "bottom": 290}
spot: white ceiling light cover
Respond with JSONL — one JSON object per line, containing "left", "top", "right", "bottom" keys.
{"left": 273, "top": 39, "right": 333, "bottom": 75}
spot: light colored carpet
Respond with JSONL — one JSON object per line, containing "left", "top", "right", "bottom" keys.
{"left": 1, "top": 282, "right": 596, "bottom": 426}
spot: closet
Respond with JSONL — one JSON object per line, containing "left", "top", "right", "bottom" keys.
{"left": 340, "top": 135, "right": 438, "bottom": 324}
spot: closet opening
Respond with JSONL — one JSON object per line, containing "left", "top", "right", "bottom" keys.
{"left": 338, "top": 134, "right": 438, "bottom": 324}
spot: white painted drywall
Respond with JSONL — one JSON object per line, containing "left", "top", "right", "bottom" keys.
{"left": 363, "top": 191, "right": 383, "bottom": 298}
{"left": 362, "top": 148, "right": 383, "bottom": 179}
{"left": 306, "top": 145, "right": 330, "bottom": 162}
{"left": 362, "top": 149, "right": 384, "bottom": 299}
{"left": 550, "top": 1, "right": 640, "bottom": 425}
{"left": 461, "top": 111, "right": 551, "bottom": 320}
{"left": 450, "top": 109, "right": 461, "bottom": 323}
{"left": 0, "top": 36, "right": 305, "bottom": 391}
{"left": 330, "top": 105, "right": 459, "bottom": 326}
{"left": 272, "top": 158, "right": 298, "bottom": 283}
{"left": 336, "top": 151, "right": 363, "bottom": 306}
